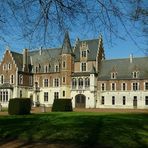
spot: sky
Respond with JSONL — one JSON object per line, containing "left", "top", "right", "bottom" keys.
{"left": 0, "top": 30, "right": 146, "bottom": 61}
{"left": 0, "top": 0, "right": 147, "bottom": 61}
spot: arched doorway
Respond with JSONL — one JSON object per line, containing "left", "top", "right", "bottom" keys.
{"left": 75, "top": 94, "right": 86, "bottom": 108}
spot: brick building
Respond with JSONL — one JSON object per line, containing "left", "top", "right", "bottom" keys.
{"left": 0, "top": 32, "right": 148, "bottom": 109}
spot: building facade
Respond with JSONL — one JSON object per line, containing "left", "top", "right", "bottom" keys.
{"left": 0, "top": 32, "right": 148, "bottom": 109}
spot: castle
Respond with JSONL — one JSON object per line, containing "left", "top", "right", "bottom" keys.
{"left": 0, "top": 32, "right": 148, "bottom": 109}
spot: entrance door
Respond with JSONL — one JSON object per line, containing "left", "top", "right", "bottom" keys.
{"left": 75, "top": 94, "right": 86, "bottom": 108}
{"left": 133, "top": 96, "right": 137, "bottom": 108}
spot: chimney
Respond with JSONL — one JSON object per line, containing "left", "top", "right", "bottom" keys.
{"left": 23, "top": 48, "right": 28, "bottom": 71}
{"left": 39, "top": 46, "right": 42, "bottom": 55}
{"left": 130, "top": 54, "right": 133, "bottom": 63}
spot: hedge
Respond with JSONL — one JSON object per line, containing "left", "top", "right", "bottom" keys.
{"left": 52, "top": 99, "right": 73, "bottom": 112}
{"left": 8, "top": 98, "right": 31, "bottom": 115}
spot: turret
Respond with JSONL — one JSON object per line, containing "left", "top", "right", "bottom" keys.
{"left": 61, "top": 31, "right": 73, "bottom": 54}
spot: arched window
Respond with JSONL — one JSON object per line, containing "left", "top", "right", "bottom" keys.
{"left": 78, "top": 78, "right": 83, "bottom": 89}
{"left": 72, "top": 78, "right": 77, "bottom": 89}
{"left": 85, "top": 77, "right": 90, "bottom": 88}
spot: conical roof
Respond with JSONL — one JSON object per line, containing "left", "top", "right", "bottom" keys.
{"left": 62, "top": 31, "right": 72, "bottom": 54}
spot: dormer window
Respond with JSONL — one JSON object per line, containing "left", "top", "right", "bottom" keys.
{"left": 132, "top": 71, "right": 139, "bottom": 78}
{"left": 111, "top": 72, "right": 117, "bottom": 79}
{"left": 55, "top": 65, "right": 59, "bottom": 72}
{"left": 44, "top": 65, "right": 48, "bottom": 73}
{"left": 81, "top": 50, "right": 87, "bottom": 58}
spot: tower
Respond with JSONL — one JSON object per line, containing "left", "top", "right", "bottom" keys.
{"left": 60, "top": 31, "right": 74, "bottom": 98}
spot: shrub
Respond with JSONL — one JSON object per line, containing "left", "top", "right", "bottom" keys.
{"left": 8, "top": 98, "right": 31, "bottom": 115}
{"left": 52, "top": 99, "right": 73, "bottom": 112}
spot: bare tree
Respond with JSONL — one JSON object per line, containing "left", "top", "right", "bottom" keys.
{"left": 0, "top": 0, "right": 147, "bottom": 52}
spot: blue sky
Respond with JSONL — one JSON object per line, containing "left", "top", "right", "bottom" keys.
{"left": 0, "top": 0, "right": 147, "bottom": 61}
{"left": 0, "top": 30, "right": 146, "bottom": 61}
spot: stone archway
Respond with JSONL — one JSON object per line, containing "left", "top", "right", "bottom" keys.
{"left": 75, "top": 94, "right": 86, "bottom": 108}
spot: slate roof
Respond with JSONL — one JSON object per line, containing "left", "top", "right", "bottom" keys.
{"left": 74, "top": 39, "right": 99, "bottom": 62}
{"left": 62, "top": 31, "right": 73, "bottom": 54}
{"left": 29, "top": 48, "right": 62, "bottom": 72}
{"left": 11, "top": 51, "right": 23, "bottom": 71}
{"left": 98, "top": 57, "right": 148, "bottom": 80}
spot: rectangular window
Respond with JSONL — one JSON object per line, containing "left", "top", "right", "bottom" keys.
{"left": 133, "top": 83, "right": 138, "bottom": 91}
{"left": 123, "top": 96, "right": 126, "bottom": 105}
{"left": 112, "top": 96, "right": 115, "bottom": 105}
{"left": 101, "top": 96, "right": 105, "bottom": 105}
{"left": 54, "top": 78, "right": 59, "bottom": 87}
{"left": 122, "top": 83, "right": 126, "bottom": 91}
{"left": 145, "top": 96, "right": 148, "bottom": 105}
{"left": 44, "top": 65, "right": 48, "bottom": 73}
{"left": 63, "top": 77, "right": 65, "bottom": 83}
{"left": 81, "top": 63, "right": 86, "bottom": 72}
{"left": 6, "top": 91, "right": 8, "bottom": 102}
{"left": 44, "top": 79, "right": 49, "bottom": 87}
{"left": 111, "top": 83, "right": 116, "bottom": 91}
{"left": 82, "top": 50, "right": 87, "bottom": 57}
{"left": 0, "top": 91, "right": 2, "bottom": 102}
{"left": 0, "top": 75, "right": 4, "bottom": 84}
{"left": 63, "top": 61, "right": 66, "bottom": 68}
{"left": 8, "top": 63, "right": 11, "bottom": 70}
{"left": 54, "top": 92, "right": 59, "bottom": 99}
{"left": 44, "top": 92, "right": 48, "bottom": 102}
{"left": 63, "top": 91, "right": 65, "bottom": 97}
{"left": 101, "top": 83, "right": 105, "bottom": 91}
{"left": 55, "top": 65, "right": 59, "bottom": 72}
{"left": 145, "top": 82, "right": 148, "bottom": 90}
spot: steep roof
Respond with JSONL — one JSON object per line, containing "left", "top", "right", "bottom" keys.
{"left": 98, "top": 57, "right": 148, "bottom": 80}
{"left": 62, "top": 31, "right": 73, "bottom": 54}
{"left": 74, "top": 39, "right": 99, "bottom": 62}
{"left": 11, "top": 51, "right": 23, "bottom": 71}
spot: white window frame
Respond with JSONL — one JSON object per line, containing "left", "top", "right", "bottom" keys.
{"left": 44, "top": 92, "right": 48, "bottom": 102}
{"left": 10, "top": 75, "right": 14, "bottom": 84}
{"left": 8, "top": 63, "right": 12, "bottom": 70}
{"left": 81, "top": 62, "right": 87, "bottom": 72}
{"left": 111, "top": 72, "right": 117, "bottom": 79}
{"left": 121, "top": 83, "right": 127, "bottom": 91}
{"left": 101, "top": 83, "right": 106, "bottom": 91}
{"left": 132, "top": 71, "right": 139, "bottom": 78}
{"left": 44, "top": 65, "right": 48, "bottom": 73}
{"left": 54, "top": 78, "right": 60, "bottom": 87}
{"left": 132, "top": 82, "right": 139, "bottom": 91}
{"left": 144, "top": 82, "right": 148, "bottom": 91}
{"left": 43, "top": 79, "right": 49, "bottom": 87}
{"left": 111, "top": 83, "right": 116, "bottom": 91}
{"left": 0, "top": 75, "right": 4, "bottom": 84}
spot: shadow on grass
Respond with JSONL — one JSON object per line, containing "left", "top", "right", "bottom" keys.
{"left": 0, "top": 113, "right": 148, "bottom": 148}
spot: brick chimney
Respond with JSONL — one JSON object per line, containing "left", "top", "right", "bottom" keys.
{"left": 23, "top": 48, "right": 28, "bottom": 72}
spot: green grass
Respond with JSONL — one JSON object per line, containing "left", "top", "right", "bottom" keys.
{"left": 0, "top": 112, "right": 148, "bottom": 148}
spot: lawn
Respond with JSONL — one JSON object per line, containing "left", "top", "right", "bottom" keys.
{"left": 0, "top": 112, "right": 148, "bottom": 148}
